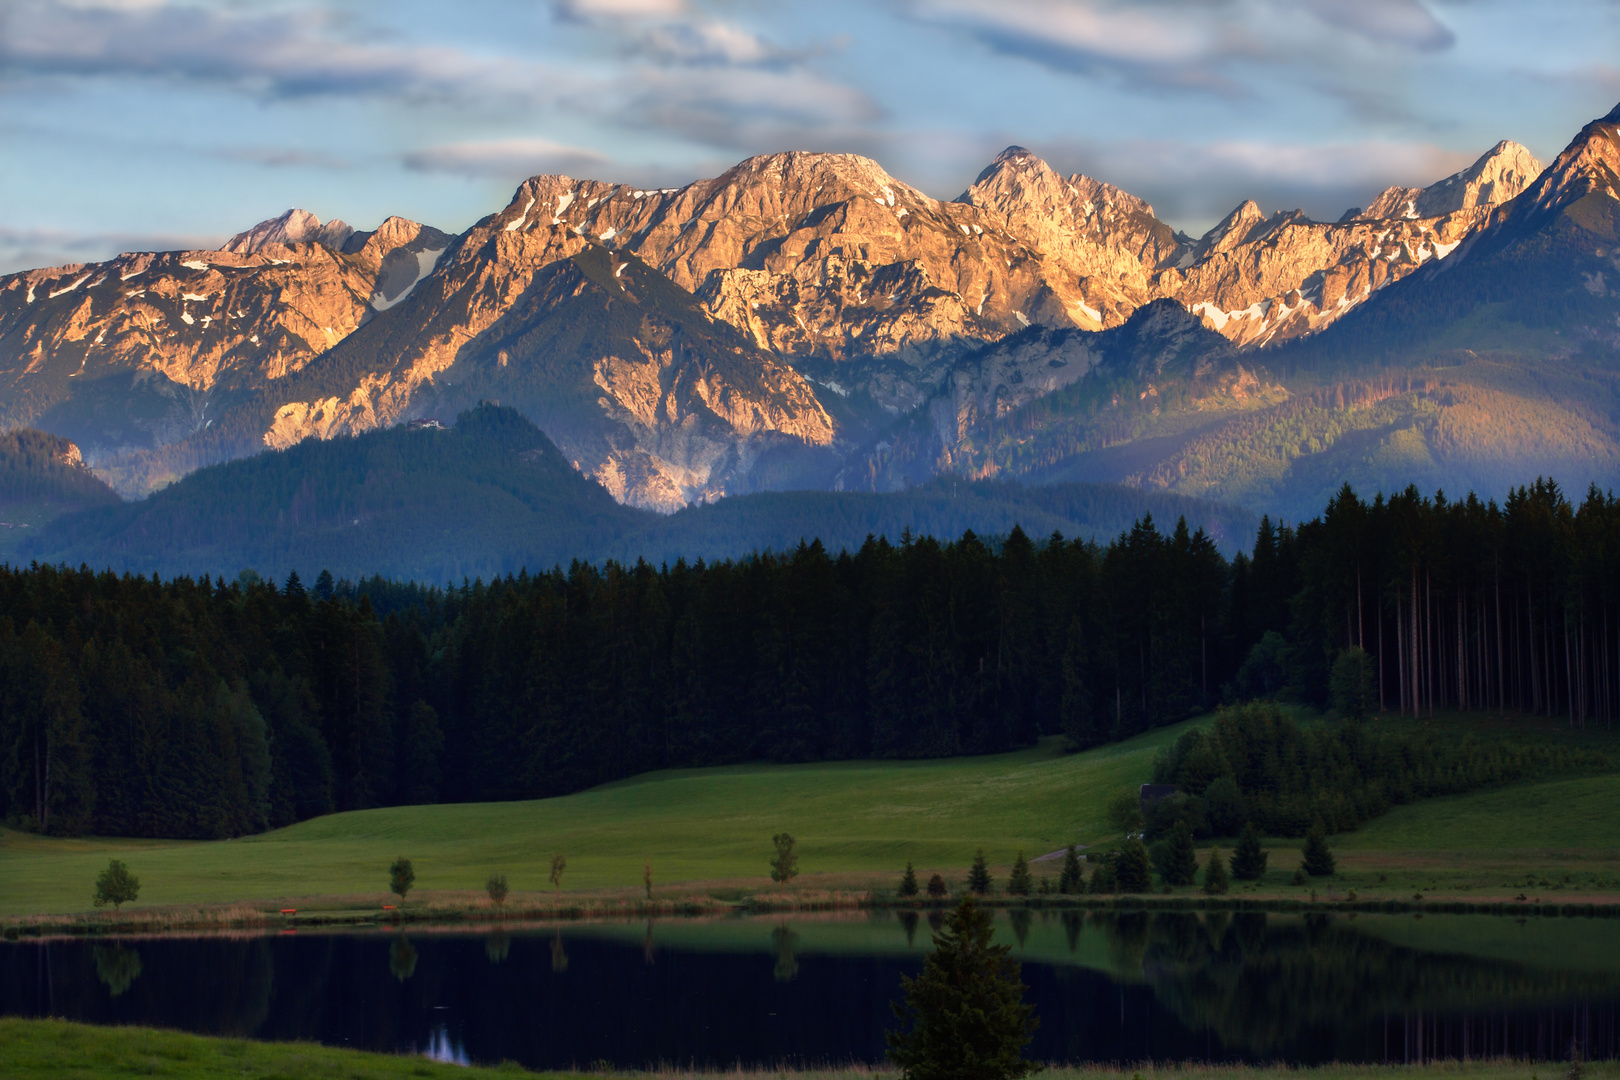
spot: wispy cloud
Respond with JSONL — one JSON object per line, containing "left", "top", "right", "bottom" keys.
{"left": 402, "top": 138, "right": 607, "bottom": 177}
{"left": 0, "top": 0, "right": 571, "bottom": 103}
{"left": 1026, "top": 136, "right": 1476, "bottom": 230}
{"left": 0, "top": 224, "right": 225, "bottom": 276}
{"left": 901, "top": 0, "right": 1456, "bottom": 96}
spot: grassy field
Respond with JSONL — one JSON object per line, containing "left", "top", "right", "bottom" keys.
{"left": 4, "top": 1019, "right": 1617, "bottom": 1080}
{"left": 4, "top": 712, "right": 1620, "bottom": 921}
{"left": 0, "top": 725, "right": 1185, "bottom": 918}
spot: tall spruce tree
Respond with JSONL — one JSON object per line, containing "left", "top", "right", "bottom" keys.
{"left": 968, "top": 849, "right": 993, "bottom": 895}
{"left": 1058, "top": 846, "right": 1084, "bottom": 894}
{"left": 1115, "top": 838, "right": 1154, "bottom": 893}
{"left": 899, "top": 861, "right": 920, "bottom": 898}
{"left": 1231, "top": 822, "right": 1269, "bottom": 881}
{"left": 1158, "top": 820, "right": 1199, "bottom": 887}
{"left": 1203, "top": 847, "right": 1230, "bottom": 895}
{"left": 1006, "top": 852, "right": 1033, "bottom": 896}
{"left": 1301, "top": 821, "right": 1337, "bottom": 877}
{"left": 887, "top": 898, "right": 1039, "bottom": 1080}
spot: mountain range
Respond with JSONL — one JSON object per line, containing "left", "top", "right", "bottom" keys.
{"left": 2, "top": 103, "right": 1618, "bottom": 525}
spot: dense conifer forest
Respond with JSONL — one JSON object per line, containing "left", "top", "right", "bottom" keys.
{"left": 2, "top": 475, "right": 1618, "bottom": 839}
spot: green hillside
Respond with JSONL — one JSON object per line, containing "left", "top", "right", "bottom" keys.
{"left": 0, "top": 724, "right": 1186, "bottom": 917}
{"left": 5, "top": 711, "right": 1620, "bottom": 919}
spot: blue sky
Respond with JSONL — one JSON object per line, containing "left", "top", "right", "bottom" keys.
{"left": 2, "top": 0, "right": 1618, "bottom": 274}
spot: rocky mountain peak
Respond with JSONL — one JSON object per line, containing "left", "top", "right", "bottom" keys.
{"left": 224, "top": 209, "right": 355, "bottom": 254}
{"left": 1511, "top": 103, "right": 1620, "bottom": 222}
{"left": 1364, "top": 140, "right": 1542, "bottom": 221}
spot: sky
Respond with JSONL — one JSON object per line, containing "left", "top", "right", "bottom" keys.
{"left": 2, "top": 0, "right": 1619, "bottom": 274}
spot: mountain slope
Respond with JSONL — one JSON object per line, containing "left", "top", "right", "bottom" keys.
{"left": 21, "top": 406, "right": 1258, "bottom": 581}
{"left": 0, "top": 124, "right": 1550, "bottom": 512}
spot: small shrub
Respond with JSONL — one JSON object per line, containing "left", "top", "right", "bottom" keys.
{"left": 486, "top": 873, "right": 509, "bottom": 906}
{"left": 770, "top": 833, "right": 798, "bottom": 885}
{"left": 389, "top": 857, "right": 415, "bottom": 902}
{"left": 926, "top": 872, "right": 948, "bottom": 898}
{"left": 549, "top": 853, "right": 567, "bottom": 893}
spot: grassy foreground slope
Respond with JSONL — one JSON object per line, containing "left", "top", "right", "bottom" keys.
{"left": 0, "top": 725, "right": 1185, "bottom": 918}
{"left": 6, "top": 1020, "right": 1620, "bottom": 1080}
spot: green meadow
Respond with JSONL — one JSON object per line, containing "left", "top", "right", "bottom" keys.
{"left": 4, "top": 713, "right": 1620, "bottom": 920}
{"left": 0, "top": 724, "right": 1184, "bottom": 918}
{"left": 6, "top": 1019, "right": 1620, "bottom": 1080}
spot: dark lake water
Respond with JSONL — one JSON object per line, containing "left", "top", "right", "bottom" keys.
{"left": 4, "top": 909, "right": 1619, "bottom": 1070}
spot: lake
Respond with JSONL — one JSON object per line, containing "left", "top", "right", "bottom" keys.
{"left": 3, "top": 909, "right": 1618, "bottom": 1070}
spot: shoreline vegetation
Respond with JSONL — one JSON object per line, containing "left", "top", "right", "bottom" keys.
{"left": 6, "top": 876, "right": 1620, "bottom": 938}
{"left": 2, "top": 1019, "right": 1618, "bottom": 1079}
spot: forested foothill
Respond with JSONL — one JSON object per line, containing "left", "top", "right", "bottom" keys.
{"left": 1, "top": 476, "right": 1618, "bottom": 841}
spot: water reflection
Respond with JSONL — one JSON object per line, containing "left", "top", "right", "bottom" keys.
{"left": 389, "top": 935, "right": 417, "bottom": 982}
{"left": 1, "top": 909, "right": 1617, "bottom": 1070}
{"left": 771, "top": 924, "right": 800, "bottom": 982}
{"left": 93, "top": 944, "right": 141, "bottom": 997}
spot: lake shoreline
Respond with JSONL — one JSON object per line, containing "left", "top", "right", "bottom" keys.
{"left": 6, "top": 885, "right": 1619, "bottom": 939}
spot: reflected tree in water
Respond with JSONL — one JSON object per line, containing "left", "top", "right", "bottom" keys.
{"left": 643, "top": 921, "right": 657, "bottom": 967}
{"left": 389, "top": 935, "right": 418, "bottom": 982}
{"left": 1061, "top": 911, "right": 1082, "bottom": 953}
{"left": 1008, "top": 908, "right": 1032, "bottom": 949}
{"left": 484, "top": 930, "right": 511, "bottom": 964}
{"left": 92, "top": 944, "right": 142, "bottom": 997}
{"left": 772, "top": 924, "right": 800, "bottom": 982}
{"left": 899, "top": 911, "right": 919, "bottom": 947}
{"left": 550, "top": 932, "right": 568, "bottom": 974}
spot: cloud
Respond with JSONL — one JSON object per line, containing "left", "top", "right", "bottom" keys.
{"left": 552, "top": 0, "right": 685, "bottom": 21}
{"left": 216, "top": 147, "right": 352, "bottom": 169}
{"left": 0, "top": 0, "right": 569, "bottom": 103}
{"left": 618, "top": 66, "right": 882, "bottom": 149}
{"left": 904, "top": 0, "right": 1243, "bottom": 92}
{"left": 0, "top": 224, "right": 225, "bottom": 276}
{"left": 402, "top": 138, "right": 608, "bottom": 177}
{"left": 1301, "top": 0, "right": 1454, "bottom": 51}
{"left": 903, "top": 0, "right": 1456, "bottom": 95}
{"left": 1025, "top": 136, "right": 1476, "bottom": 230}
{"left": 638, "top": 20, "right": 791, "bottom": 66}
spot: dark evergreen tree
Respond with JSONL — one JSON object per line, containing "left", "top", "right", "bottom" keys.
{"left": 1115, "top": 838, "right": 1154, "bottom": 893}
{"left": 1231, "top": 823, "right": 1269, "bottom": 881}
{"left": 1058, "top": 846, "right": 1084, "bottom": 894}
{"left": 1203, "top": 846, "right": 1230, "bottom": 895}
{"left": 1006, "top": 852, "right": 1033, "bottom": 896}
{"left": 1157, "top": 820, "right": 1200, "bottom": 887}
{"left": 899, "top": 861, "right": 920, "bottom": 898}
{"left": 1301, "top": 821, "right": 1336, "bottom": 877}
{"left": 927, "top": 873, "right": 948, "bottom": 898}
{"left": 887, "top": 898, "right": 1039, "bottom": 1080}
{"left": 968, "top": 849, "right": 993, "bottom": 895}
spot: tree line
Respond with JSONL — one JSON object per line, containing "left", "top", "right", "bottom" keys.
{"left": 2, "top": 475, "right": 1617, "bottom": 839}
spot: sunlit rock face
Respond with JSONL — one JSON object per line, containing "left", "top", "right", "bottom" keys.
{"left": 0, "top": 130, "right": 1552, "bottom": 507}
